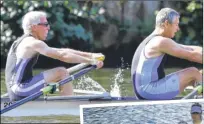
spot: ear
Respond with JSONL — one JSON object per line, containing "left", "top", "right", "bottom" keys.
{"left": 164, "top": 20, "right": 169, "bottom": 28}
{"left": 31, "top": 25, "right": 37, "bottom": 32}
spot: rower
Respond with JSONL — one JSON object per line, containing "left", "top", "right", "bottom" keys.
{"left": 5, "top": 11, "right": 104, "bottom": 102}
{"left": 131, "top": 8, "right": 202, "bottom": 100}
{"left": 191, "top": 103, "right": 203, "bottom": 124}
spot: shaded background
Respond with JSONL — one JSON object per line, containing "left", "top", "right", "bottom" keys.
{"left": 1, "top": 0, "right": 203, "bottom": 69}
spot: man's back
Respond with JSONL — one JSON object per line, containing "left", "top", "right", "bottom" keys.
{"left": 5, "top": 34, "right": 39, "bottom": 100}
{"left": 131, "top": 34, "right": 167, "bottom": 83}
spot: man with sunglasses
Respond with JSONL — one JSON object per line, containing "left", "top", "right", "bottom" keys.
{"left": 5, "top": 11, "right": 104, "bottom": 101}
{"left": 191, "top": 103, "right": 203, "bottom": 124}
{"left": 131, "top": 8, "right": 202, "bottom": 100}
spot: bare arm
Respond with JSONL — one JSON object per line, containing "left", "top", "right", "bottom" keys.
{"left": 58, "top": 48, "right": 92, "bottom": 59}
{"left": 31, "top": 40, "right": 94, "bottom": 64}
{"left": 157, "top": 38, "right": 202, "bottom": 64}
{"left": 179, "top": 44, "right": 202, "bottom": 53}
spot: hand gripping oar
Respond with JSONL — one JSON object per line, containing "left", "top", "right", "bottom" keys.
{"left": 67, "top": 54, "right": 105, "bottom": 73}
{"left": 1, "top": 65, "right": 97, "bottom": 115}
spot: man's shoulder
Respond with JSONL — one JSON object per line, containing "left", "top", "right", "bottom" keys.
{"left": 22, "top": 36, "right": 45, "bottom": 47}
{"left": 152, "top": 36, "right": 174, "bottom": 47}
{"left": 152, "top": 36, "right": 170, "bottom": 42}
{"left": 22, "top": 36, "right": 37, "bottom": 43}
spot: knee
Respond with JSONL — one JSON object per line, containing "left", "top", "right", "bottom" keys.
{"left": 186, "top": 67, "right": 200, "bottom": 77}
{"left": 56, "top": 67, "right": 69, "bottom": 78}
{"left": 187, "top": 67, "right": 199, "bottom": 73}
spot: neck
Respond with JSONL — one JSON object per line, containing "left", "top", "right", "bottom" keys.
{"left": 30, "top": 31, "right": 40, "bottom": 40}
{"left": 152, "top": 27, "right": 169, "bottom": 38}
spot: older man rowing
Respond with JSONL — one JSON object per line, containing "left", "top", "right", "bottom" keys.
{"left": 131, "top": 8, "right": 202, "bottom": 100}
{"left": 5, "top": 11, "right": 104, "bottom": 101}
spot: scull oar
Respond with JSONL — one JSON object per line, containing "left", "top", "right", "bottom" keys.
{"left": 182, "top": 84, "right": 203, "bottom": 99}
{"left": 0, "top": 65, "right": 97, "bottom": 114}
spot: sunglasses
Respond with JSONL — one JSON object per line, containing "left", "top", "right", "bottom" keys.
{"left": 191, "top": 112, "right": 201, "bottom": 114}
{"left": 37, "top": 23, "right": 50, "bottom": 27}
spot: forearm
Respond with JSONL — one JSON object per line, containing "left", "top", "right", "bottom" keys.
{"left": 52, "top": 48, "right": 93, "bottom": 64}
{"left": 62, "top": 53, "right": 93, "bottom": 64}
{"left": 191, "top": 51, "right": 203, "bottom": 64}
{"left": 180, "top": 44, "right": 202, "bottom": 52}
{"left": 188, "top": 45, "right": 203, "bottom": 64}
{"left": 61, "top": 48, "right": 92, "bottom": 58}
{"left": 180, "top": 45, "right": 203, "bottom": 63}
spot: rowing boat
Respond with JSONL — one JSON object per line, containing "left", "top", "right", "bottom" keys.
{"left": 1, "top": 88, "right": 202, "bottom": 117}
{"left": 1, "top": 91, "right": 139, "bottom": 117}
{"left": 1, "top": 63, "right": 202, "bottom": 117}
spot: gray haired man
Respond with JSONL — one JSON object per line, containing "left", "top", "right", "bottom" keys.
{"left": 5, "top": 11, "right": 104, "bottom": 101}
{"left": 131, "top": 8, "right": 202, "bottom": 100}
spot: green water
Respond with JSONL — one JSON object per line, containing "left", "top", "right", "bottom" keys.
{"left": 0, "top": 68, "right": 192, "bottom": 123}
{"left": 1, "top": 115, "right": 80, "bottom": 123}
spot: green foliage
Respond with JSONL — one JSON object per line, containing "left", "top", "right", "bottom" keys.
{"left": 174, "top": 1, "right": 203, "bottom": 46}
{"left": 0, "top": 0, "right": 106, "bottom": 56}
{"left": 0, "top": 1, "right": 203, "bottom": 67}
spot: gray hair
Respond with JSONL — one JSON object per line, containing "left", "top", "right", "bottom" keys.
{"left": 156, "top": 8, "right": 180, "bottom": 27}
{"left": 22, "top": 11, "right": 47, "bottom": 34}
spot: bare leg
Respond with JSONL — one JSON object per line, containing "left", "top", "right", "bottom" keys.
{"left": 176, "top": 67, "right": 202, "bottom": 93}
{"left": 43, "top": 67, "right": 73, "bottom": 96}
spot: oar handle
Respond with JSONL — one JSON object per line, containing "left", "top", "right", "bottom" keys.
{"left": 67, "top": 63, "right": 89, "bottom": 73}
{"left": 60, "top": 65, "right": 97, "bottom": 86}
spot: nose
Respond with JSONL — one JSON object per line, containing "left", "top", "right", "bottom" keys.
{"left": 47, "top": 25, "right": 50, "bottom": 30}
{"left": 177, "top": 26, "right": 180, "bottom": 31}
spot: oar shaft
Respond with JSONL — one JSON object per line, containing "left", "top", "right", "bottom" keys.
{"left": 1, "top": 65, "right": 97, "bottom": 115}
{"left": 182, "top": 85, "right": 202, "bottom": 99}
{"left": 1, "top": 92, "right": 42, "bottom": 114}
{"left": 60, "top": 65, "right": 96, "bottom": 86}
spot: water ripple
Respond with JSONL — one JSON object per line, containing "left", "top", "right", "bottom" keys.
{"left": 83, "top": 102, "right": 204, "bottom": 124}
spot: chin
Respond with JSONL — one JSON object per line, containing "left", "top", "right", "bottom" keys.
{"left": 171, "top": 35, "right": 175, "bottom": 38}
{"left": 42, "top": 36, "right": 47, "bottom": 40}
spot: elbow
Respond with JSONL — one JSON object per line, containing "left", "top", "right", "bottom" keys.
{"left": 46, "top": 51, "right": 64, "bottom": 61}
{"left": 57, "top": 52, "right": 69, "bottom": 62}
{"left": 58, "top": 53, "right": 75, "bottom": 63}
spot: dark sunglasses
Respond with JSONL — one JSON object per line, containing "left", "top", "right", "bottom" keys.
{"left": 191, "top": 112, "right": 201, "bottom": 114}
{"left": 37, "top": 23, "right": 50, "bottom": 27}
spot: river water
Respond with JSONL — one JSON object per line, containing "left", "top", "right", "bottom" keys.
{"left": 82, "top": 100, "right": 204, "bottom": 124}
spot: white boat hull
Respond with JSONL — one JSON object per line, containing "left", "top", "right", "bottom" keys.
{"left": 1, "top": 95, "right": 137, "bottom": 117}
{"left": 2, "top": 100, "right": 96, "bottom": 117}
{"left": 1, "top": 90, "right": 202, "bottom": 117}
